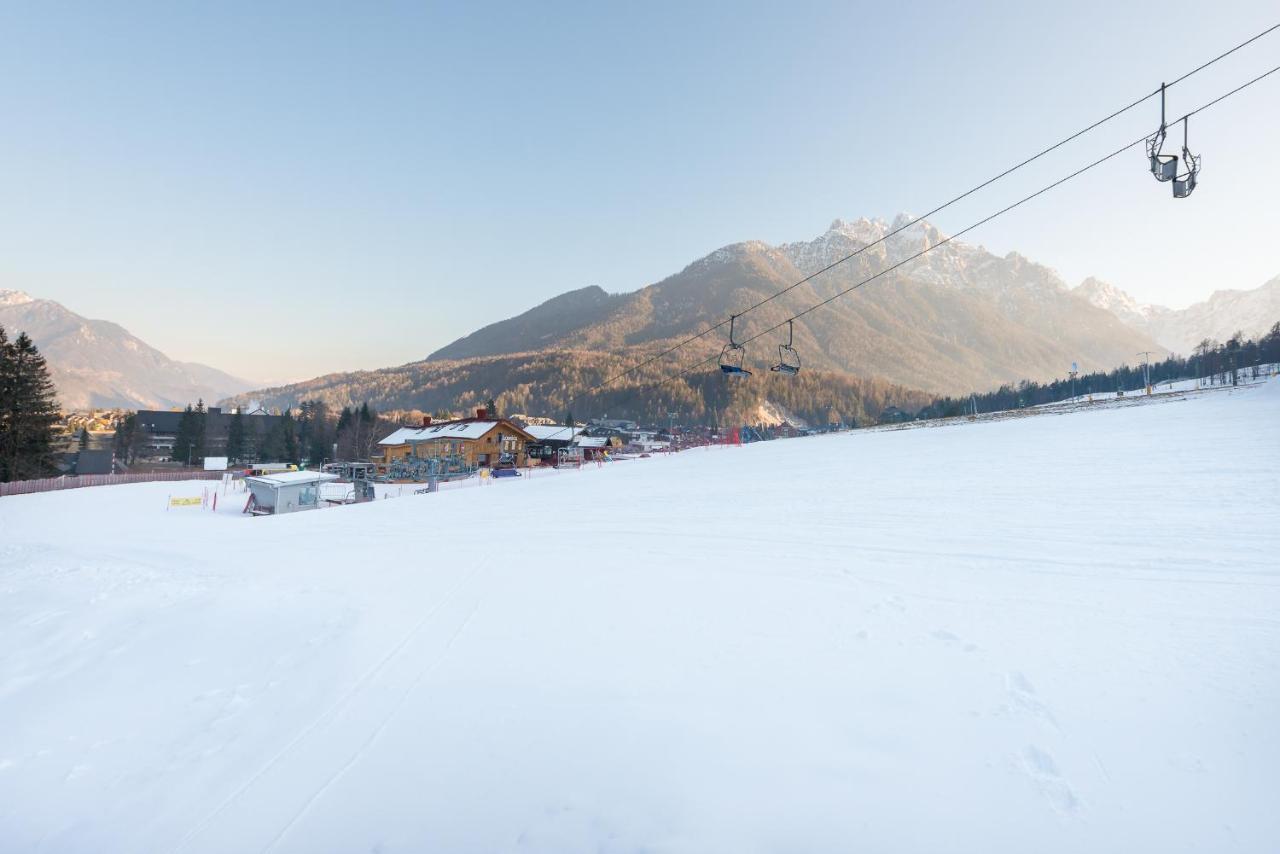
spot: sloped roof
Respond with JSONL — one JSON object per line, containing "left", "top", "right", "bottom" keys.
{"left": 412, "top": 421, "right": 500, "bottom": 440}
{"left": 378, "top": 427, "right": 420, "bottom": 446}
{"left": 245, "top": 471, "right": 339, "bottom": 487}
{"left": 573, "top": 436, "right": 609, "bottom": 448}
{"left": 379, "top": 419, "right": 535, "bottom": 446}
{"left": 522, "top": 425, "right": 580, "bottom": 441}
{"left": 75, "top": 450, "right": 114, "bottom": 475}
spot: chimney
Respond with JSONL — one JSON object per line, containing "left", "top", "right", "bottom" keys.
{"left": 476, "top": 407, "right": 488, "bottom": 419}
{"left": 422, "top": 415, "right": 432, "bottom": 427}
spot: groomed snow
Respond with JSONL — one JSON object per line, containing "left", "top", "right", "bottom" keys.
{"left": 2, "top": 382, "right": 1278, "bottom": 852}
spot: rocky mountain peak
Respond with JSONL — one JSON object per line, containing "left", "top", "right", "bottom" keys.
{"left": 0, "top": 289, "right": 36, "bottom": 307}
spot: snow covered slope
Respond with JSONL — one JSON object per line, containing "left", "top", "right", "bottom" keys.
{"left": 2, "top": 383, "right": 1278, "bottom": 852}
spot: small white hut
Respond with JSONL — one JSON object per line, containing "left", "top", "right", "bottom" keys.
{"left": 244, "top": 470, "right": 339, "bottom": 515}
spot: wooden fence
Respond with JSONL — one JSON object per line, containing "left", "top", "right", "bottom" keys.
{"left": 0, "top": 470, "right": 226, "bottom": 498}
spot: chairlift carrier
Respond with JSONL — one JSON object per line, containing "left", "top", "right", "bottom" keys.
{"left": 769, "top": 319, "right": 801, "bottom": 375}
{"left": 719, "top": 314, "right": 752, "bottom": 377}
{"left": 1172, "top": 117, "right": 1200, "bottom": 198}
{"left": 1146, "top": 83, "right": 1179, "bottom": 182}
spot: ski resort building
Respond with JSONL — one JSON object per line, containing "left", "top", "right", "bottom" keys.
{"left": 521, "top": 424, "right": 581, "bottom": 464}
{"left": 376, "top": 409, "right": 537, "bottom": 469}
{"left": 133, "top": 407, "right": 285, "bottom": 463}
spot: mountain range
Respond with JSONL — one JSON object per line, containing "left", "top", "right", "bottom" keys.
{"left": 1074, "top": 275, "right": 1280, "bottom": 354}
{"left": 7, "top": 216, "right": 1276, "bottom": 420}
{"left": 0, "top": 290, "right": 256, "bottom": 410}
{"left": 424, "top": 217, "right": 1168, "bottom": 397}
{"left": 226, "top": 216, "right": 1277, "bottom": 423}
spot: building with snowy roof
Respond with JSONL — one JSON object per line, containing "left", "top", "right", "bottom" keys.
{"left": 244, "top": 470, "right": 340, "bottom": 515}
{"left": 376, "top": 408, "right": 536, "bottom": 469}
{"left": 521, "top": 424, "right": 581, "bottom": 465}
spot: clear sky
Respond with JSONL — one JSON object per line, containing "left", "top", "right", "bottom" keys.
{"left": 1, "top": 1, "right": 1277, "bottom": 382}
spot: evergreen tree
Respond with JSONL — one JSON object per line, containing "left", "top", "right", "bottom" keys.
{"left": 113, "top": 413, "right": 142, "bottom": 466}
{"left": 226, "top": 410, "right": 247, "bottom": 463}
{"left": 78, "top": 428, "right": 90, "bottom": 450}
{"left": 307, "top": 401, "right": 332, "bottom": 465}
{"left": 260, "top": 418, "right": 286, "bottom": 461}
{"left": 192, "top": 399, "right": 207, "bottom": 463}
{"left": 281, "top": 410, "right": 299, "bottom": 463}
{"left": 173, "top": 405, "right": 195, "bottom": 464}
{"left": 0, "top": 330, "right": 60, "bottom": 481}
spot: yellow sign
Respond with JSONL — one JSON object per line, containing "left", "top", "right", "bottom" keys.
{"left": 169, "top": 496, "right": 202, "bottom": 507}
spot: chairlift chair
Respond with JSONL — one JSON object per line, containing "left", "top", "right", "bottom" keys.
{"left": 719, "top": 314, "right": 752, "bottom": 378}
{"left": 1172, "top": 117, "right": 1200, "bottom": 198}
{"left": 769, "top": 319, "right": 801, "bottom": 375}
{"left": 1146, "top": 83, "right": 1179, "bottom": 182}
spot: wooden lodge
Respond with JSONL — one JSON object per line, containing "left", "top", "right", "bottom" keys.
{"left": 377, "top": 408, "right": 537, "bottom": 470}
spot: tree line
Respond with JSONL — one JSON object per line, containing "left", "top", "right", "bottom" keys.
{"left": 917, "top": 324, "right": 1280, "bottom": 420}
{"left": 0, "top": 324, "right": 59, "bottom": 482}
{"left": 112, "top": 399, "right": 392, "bottom": 467}
{"left": 223, "top": 349, "right": 933, "bottom": 430}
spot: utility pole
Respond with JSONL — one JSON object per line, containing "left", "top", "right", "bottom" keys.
{"left": 1137, "top": 351, "right": 1153, "bottom": 395}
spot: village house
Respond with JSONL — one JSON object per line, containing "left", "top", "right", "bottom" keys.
{"left": 377, "top": 409, "right": 537, "bottom": 469}
{"left": 572, "top": 433, "right": 623, "bottom": 461}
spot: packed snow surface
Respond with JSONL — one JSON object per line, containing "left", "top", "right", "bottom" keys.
{"left": 2, "top": 384, "right": 1278, "bottom": 852}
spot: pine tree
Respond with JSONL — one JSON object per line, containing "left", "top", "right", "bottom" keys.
{"left": 300, "top": 400, "right": 331, "bottom": 466}
{"left": 0, "top": 331, "right": 60, "bottom": 481}
{"left": 260, "top": 418, "right": 286, "bottom": 461}
{"left": 173, "top": 405, "right": 195, "bottom": 464}
{"left": 113, "top": 413, "right": 141, "bottom": 466}
{"left": 78, "top": 428, "right": 89, "bottom": 450}
{"left": 281, "top": 410, "right": 299, "bottom": 463}
{"left": 192, "top": 399, "right": 207, "bottom": 464}
{"left": 0, "top": 325, "right": 14, "bottom": 480}
{"left": 226, "top": 410, "right": 247, "bottom": 463}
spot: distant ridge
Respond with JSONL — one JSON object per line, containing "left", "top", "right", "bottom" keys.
{"left": 1075, "top": 276, "right": 1280, "bottom": 354}
{"left": 429, "top": 286, "right": 625, "bottom": 361}
{"left": 0, "top": 289, "right": 257, "bottom": 410}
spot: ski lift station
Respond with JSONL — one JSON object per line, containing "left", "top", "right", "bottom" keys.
{"left": 244, "top": 470, "right": 339, "bottom": 515}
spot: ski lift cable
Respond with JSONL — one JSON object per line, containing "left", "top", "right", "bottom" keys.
{"left": 638, "top": 63, "right": 1280, "bottom": 393}
{"left": 580, "top": 22, "right": 1280, "bottom": 397}
{"left": 539, "top": 43, "right": 1280, "bottom": 442}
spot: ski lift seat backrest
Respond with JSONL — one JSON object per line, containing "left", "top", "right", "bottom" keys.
{"left": 1150, "top": 154, "right": 1178, "bottom": 182}
{"left": 769, "top": 319, "right": 801, "bottom": 375}
{"left": 1173, "top": 132, "right": 1200, "bottom": 199}
{"left": 770, "top": 345, "right": 800, "bottom": 375}
{"left": 1173, "top": 171, "right": 1196, "bottom": 198}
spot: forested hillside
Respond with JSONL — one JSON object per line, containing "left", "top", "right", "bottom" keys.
{"left": 224, "top": 349, "right": 931, "bottom": 428}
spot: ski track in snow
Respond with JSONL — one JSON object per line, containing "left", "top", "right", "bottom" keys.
{"left": 1, "top": 381, "right": 1278, "bottom": 852}
{"left": 176, "top": 558, "right": 488, "bottom": 853}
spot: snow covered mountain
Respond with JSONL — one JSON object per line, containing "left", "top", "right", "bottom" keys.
{"left": 1074, "top": 276, "right": 1280, "bottom": 354}
{"left": 0, "top": 289, "right": 256, "bottom": 410}
{"left": 423, "top": 215, "right": 1164, "bottom": 395}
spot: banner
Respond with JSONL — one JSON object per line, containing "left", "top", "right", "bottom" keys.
{"left": 169, "top": 496, "right": 202, "bottom": 507}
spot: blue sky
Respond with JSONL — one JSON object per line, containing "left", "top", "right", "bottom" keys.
{"left": 1, "top": 2, "right": 1277, "bottom": 381}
